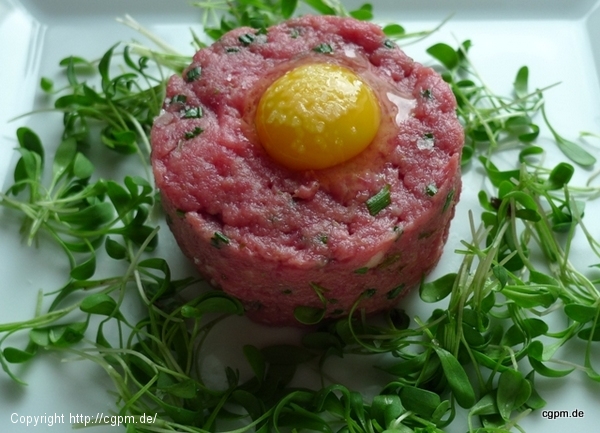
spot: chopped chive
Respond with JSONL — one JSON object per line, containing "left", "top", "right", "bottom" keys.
{"left": 185, "top": 66, "right": 202, "bottom": 82}
{"left": 426, "top": 184, "right": 438, "bottom": 197}
{"left": 377, "top": 253, "right": 401, "bottom": 269}
{"left": 184, "top": 127, "right": 204, "bottom": 140}
{"left": 366, "top": 184, "right": 391, "bottom": 216}
{"left": 225, "top": 47, "right": 240, "bottom": 53}
{"left": 354, "top": 267, "right": 369, "bottom": 275}
{"left": 319, "top": 234, "right": 328, "bottom": 244}
{"left": 419, "top": 231, "right": 433, "bottom": 239}
{"left": 211, "top": 231, "right": 230, "bottom": 248}
{"left": 238, "top": 33, "right": 256, "bottom": 46}
{"left": 313, "top": 43, "right": 334, "bottom": 54}
{"left": 363, "top": 288, "right": 377, "bottom": 298}
{"left": 383, "top": 39, "right": 395, "bottom": 49}
{"left": 290, "top": 28, "right": 300, "bottom": 39}
{"left": 387, "top": 284, "right": 405, "bottom": 299}
{"left": 183, "top": 107, "right": 203, "bottom": 119}
{"left": 443, "top": 189, "right": 456, "bottom": 212}
{"left": 421, "top": 89, "right": 432, "bottom": 99}
{"left": 171, "top": 94, "right": 187, "bottom": 104}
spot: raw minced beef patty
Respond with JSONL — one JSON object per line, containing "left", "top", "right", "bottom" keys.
{"left": 151, "top": 15, "right": 464, "bottom": 326}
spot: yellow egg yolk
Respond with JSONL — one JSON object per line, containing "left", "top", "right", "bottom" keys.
{"left": 255, "top": 63, "right": 381, "bottom": 170}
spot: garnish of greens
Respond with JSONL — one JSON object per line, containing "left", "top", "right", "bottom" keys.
{"left": 1, "top": 0, "right": 600, "bottom": 432}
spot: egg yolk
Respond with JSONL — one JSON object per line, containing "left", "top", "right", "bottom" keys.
{"left": 255, "top": 63, "right": 381, "bottom": 170}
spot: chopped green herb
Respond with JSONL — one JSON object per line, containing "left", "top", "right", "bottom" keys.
{"left": 185, "top": 66, "right": 201, "bottom": 82}
{"left": 443, "top": 189, "right": 455, "bottom": 212}
{"left": 354, "top": 267, "right": 369, "bottom": 274}
{"left": 290, "top": 28, "right": 300, "bottom": 38}
{"left": 366, "top": 184, "right": 391, "bottom": 216}
{"left": 383, "top": 38, "right": 395, "bottom": 49}
{"left": 313, "top": 43, "right": 334, "bottom": 54}
{"left": 184, "top": 126, "right": 204, "bottom": 140}
{"left": 418, "top": 231, "right": 433, "bottom": 239}
{"left": 225, "top": 47, "right": 240, "bottom": 53}
{"left": 183, "top": 106, "right": 203, "bottom": 118}
{"left": 171, "top": 94, "right": 187, "bottom": 104}
{"left": 238, "top": 33, "right": 256, "bottom": 46}
{"left": 363, "top": 288, "right": 377, "bottom": 298}
{"left": 386, "top": 284, "right": 405, "bottom": 299}
{"left": 426, "top": 184, "right": 438, "bottom": 196}
{"left": 421, "top": 89, "right": 432, "bottom": 99}
{"left": 376, "top": 253, "right": 401, "bottom": 269}
{"left": 210, "top": 231, "right": 230, "bottom": 248}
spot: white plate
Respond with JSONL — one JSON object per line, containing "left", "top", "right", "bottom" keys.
{"left": 1, "top": 0, "right": 600, "bottom": 432}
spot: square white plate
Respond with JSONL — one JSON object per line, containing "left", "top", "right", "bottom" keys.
{"left": 1, "top": 0, "right": 600, "bottom": 432}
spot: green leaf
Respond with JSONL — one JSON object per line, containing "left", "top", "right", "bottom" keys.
{"left": 502, "top": 190, "right": 537, "bottom": 211}
{"left": 80, "top": 293, "right": 119, "bottom": 317}
{"left": 383, "top": 24, "right": 405, "bottom": 37}
{"left": 48, "top": 322, "right": 87, "bottom": 347}
{"left": 243, "top": 345, "right": 266, "bottom": 383}
{"left": 545, "top": 162, "right": 574, "bottom": 190}
{"left": 426, "top": 43, "right": 459, "bottom": 70}
{"left": 371, "top": 395, "right": 404, "bottom": 429}
{"left": 105, "top": 237, "right": 128, "bottom": 260}
{"left": 524, "top": 371, "right": 547, "bottom": 410}
{"left": 17, "top": 127, "right": 44, "bottom": 161}
{"left": 542, "top": 105, "right": 596, "bottom": 167}
{"left": 420, "top": 273, "right": 456, "bottom": 303}
{"left": 302, "top": 0, "right": 336, "bottom": 15}
{"left": 492, "top": 266, "right": 509, "bottom": 289}
{"left": 500, "top": 285, "right": 556, "bottom": 308}
{"left": 349, "top": 3, "right": 373, "bottom": 20}
{"left": 70, "top": 253, "right": 96, "bottom": 280}
{"left": 519, "top": 146, "right": 544, "bottom": 163}
{"left": 513, "top": 66, "right": 529, "bottom": 99}
{"left": 60, "top": 202, "right": 114, "bottom": 228}
{"left": 479, "top": 156, "right": 521, "bottom": 187}
{"left": 232, "top": 389, "right": 264, "bottom": 421}
{"left": 98, "top": 43, "right": 119, "bottom": 95}
{"left": 399, "top": 386, "right": 441, "bottom": 419}
{"left": 182, "top": 294, "right": 243, "bottom": 317}
{"left": 564, "top": 304, "right": 598, "bottom": 323}
{"left": 496, "top": 369, "right": 531, "bottom": 420}
{"left": 470, "top": 393, "right": 498, "bottom": 417}
{"left": 294, "top": 305, "right": 325, "bottom": 325}
{"left": 281, "top": 0, "right": 298, "bottom": 18}
{"left": 577, "top": 324, "right": 600, "bottom": 341}
{"left": 52, "top": 137, "right": 77, "bottom": 181}
{"left": 3, "top": 347, "right": 36, "bottom": 364}
{"left": 73, "top": 153, "right": 94, "bottom": 179}
{"left": 40, "top": 76, "right": 54, "bottom": 93}
{"left": 433, "top": 346, "right": 475, "bottom": 408}
{"left": 528, "top": 341, "right": 574, "bottom": 377}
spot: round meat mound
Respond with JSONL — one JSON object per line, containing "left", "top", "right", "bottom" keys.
{"left": 151, "top": 15, "right": 464, "bottom": 326}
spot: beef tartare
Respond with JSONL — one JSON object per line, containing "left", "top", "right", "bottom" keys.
{"left": 151, "top": 15, "right": 464, "bottom": 326}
